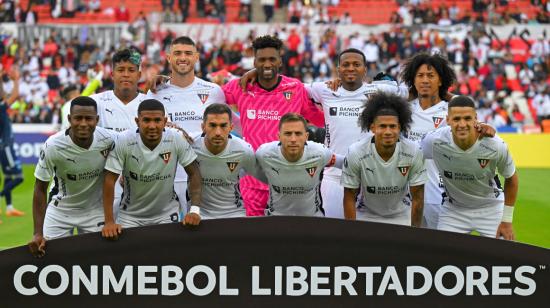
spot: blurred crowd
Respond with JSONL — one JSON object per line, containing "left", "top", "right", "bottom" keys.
{"left": 1, "top": 1, "right": 549, "bottom": 130}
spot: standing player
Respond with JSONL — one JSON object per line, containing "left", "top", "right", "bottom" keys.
{"left": 422, "top": 96, "right": 518, "bottom": 240}
{"left": 102, "top": 99, "right": 201, "bottom": 239}
{"left": 29, "top": 97, "right": 116, "bottom": 257}
{"left": 341, "top": 92, "right": 427, "bottom": 227}
{"left": 307, "top": 48, "right": 408, "bottom": 218}
{"left": 192, "top": 104, "right": 256, "bottom": 219}
{"left": 0, "top": 67, "right": 24, "bottom": 219}
{"left": 400, "top": 52, "right": 495, "bottom": 228}
{"left": 223, "top": 35, "right": 325, "bottom": 216}
{"left": 148, "top": 36, "right": 227, "bottom": 215}
{"left": 256, "top": 113, "right": 341, "bottom": 216}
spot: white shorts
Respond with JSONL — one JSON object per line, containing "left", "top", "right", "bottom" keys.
{"left": 175, "top": 180, "right": 188, "bottom": 218}
{"left": 201, "top": 209, "right": 247, "bottom": 220}
{"left": 43, "top": 206, "right": 104, "bottom": 240}
{"left": 356, "top": 207, "right": 411, "bottom": 226}
{"left": 422, "top": 202, "right": 441, "bottom": 229}
{"left": 321, "top": 176, "right": 344, "bottom": 219}
{"left": 437, "top": 202, "right": 503, "bottom": 237}
{"left": 118, "top": 210, "right": 180, "bottom": 228}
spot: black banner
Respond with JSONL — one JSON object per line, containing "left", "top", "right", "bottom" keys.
{"left": 1, "top": 217, "right": 549, "bottom": 307}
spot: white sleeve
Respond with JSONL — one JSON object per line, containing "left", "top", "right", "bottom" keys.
{"left": 307, "top": 82, "right": 325, "bottom": 104}
{"left": 496, "top": 139, "right": 516, "bottom": 179}
{"left": 372, "top": 80, "right": 409, "bottom": 99}
{"left": 408, "top": 147, "right": 427, "bottom": 186}
{"left": 241, "top": 142, "right": 257, "bottom": 176}
{"left": 421, "top": 131, "right": 436, "bottom": 160}
{"left": 177, "top": 134, "right": 198, "bottom": 167}
{"left": 340, "top": 148, "right": 361, "bottom": 189}
{"left": 210, "top": 85, "right": 227, "bottom": 104}
{"left": 105, "top": 137, "right": 124, "bottom": 175}
{"left": 34, "top": 143, "right": 54, "bottom": 182}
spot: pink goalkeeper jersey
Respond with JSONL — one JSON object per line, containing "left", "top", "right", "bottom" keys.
{"left": 223, "top": 75, "right": 325, "bottom": 189}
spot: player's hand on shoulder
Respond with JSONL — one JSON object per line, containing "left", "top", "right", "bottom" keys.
{"left": 325, "top": 78, "right": 342, "bottom": 91}
{"left": 496, "top": 222, "right": 515, "bottom": 241}
{"left": 146, "top": 74, "right": 171, "bottom": 93}
{"left": 28, "top": 234, "right": 47, "bottom": 258}
{"left": 102, "top": 221, "right": 122, "bottom": 240}
{"left": 475, "top": 122, "right": 496, "bottom": 139}
{"left": 166, "top": 122, "right": 194, "bottom": 144}
{"left": 239, "top": 69, "right": 257, "bottom": 91}
{"left": 182, "top": 213, "right": 201, "bottom": 228}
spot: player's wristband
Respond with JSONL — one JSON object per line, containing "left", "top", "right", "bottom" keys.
{"left": 189, "top": 205, "right": 201, "bottom": 216}
{"left": 502, "top": 205, "right": 514, "bottom": 223}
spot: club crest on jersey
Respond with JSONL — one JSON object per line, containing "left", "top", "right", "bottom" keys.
{"left": 159, "top": 152, "right": 171, "bottom": 164}
{"left": 100, "top": 148, "right": 111, "bottom": 158}
{"left": 432, "top": 116, "right": 444, "bottom": 128}
{"left": 478, "top": 159, "right": 490, "bottom": 168}
{"left": 305, "top": 166, "right": 317, "bottom": 177}
{"left": 398, "top": 166, "right": 410, "bottom": 176}
{"left": 197, "top": 92, "right": 209, "bottom": 104}
{"left": 226, "top": 161, "right": 239, "bottom": 172}
{"left": 283, "top": 91, "right": 293, "bottom": 101}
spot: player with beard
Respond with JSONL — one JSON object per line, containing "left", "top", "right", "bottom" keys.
{"left": 222, "top": 35, "right": 325, "bottom": 216}
{"left": 148, "top": 36, "right": 227, "bottom": 216}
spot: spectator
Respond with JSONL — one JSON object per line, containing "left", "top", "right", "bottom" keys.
{"left": 161, "top": 0, "right": 174, "bottom": 11}
{"left": 178, "top": 0, "right": 190, "bottom": 22}
{"left": 239, "top": 0, "right": 251, "bottom": 22}
{"left": 261, "top": 0, "right": 275, "bottom": 22}
{"left": 88, "top": 0, "right": 101, "bottom": 13}
{"left": 510, "top": 104, "right": 526, "bottom": 126}
{"left": 288, "top": 0, "right": 302, "bottom": 23}
{"left": 114, "top": 0, "right": 130, "bottom": 22}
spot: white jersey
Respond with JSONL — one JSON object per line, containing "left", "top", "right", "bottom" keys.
{"left": 306, "top": 80, "right": 408, "bottom": 179}
{"left": 34, "top": 127, "right": 116, "bottom": 213}
{"left": 191, "top": 135, "right": 255, "bottom": 219}
{"left": 148, "top": 78, "right": 226, "bottom": 182}
{"left": 422, "top": 126, "right": 516, "bottom": 208}
{"left": 406, "top": 99, "right": 448, "bottom": 205}
{"left": 60, "top": 100, "right": 71, "bottom": 130}
{"left": 341, "top": 136, "right": 427, "bottom": 217}
{"left": 256, "top": 141, "right": 335, "bottom": 216}
{"left": 91, "top": 90, "right": 148, "bottom": 132}
{"left": 105, "top": 129, "right": 197, "bottom": 219}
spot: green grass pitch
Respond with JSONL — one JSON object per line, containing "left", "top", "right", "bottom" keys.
{"left": 0, "top": 165, "right": 549, "bottom": 249}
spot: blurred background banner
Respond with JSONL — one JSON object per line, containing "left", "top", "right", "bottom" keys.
{"left": 1, "top": 217, "right": 549, "bottom": 306}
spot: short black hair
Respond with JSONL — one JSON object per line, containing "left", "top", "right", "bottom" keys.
{"left": 171, "top": 36, "right": 196, "bottom": 48}
{"left": 112, "top": 48, "right": 141, "bottom": 69}
{"left": 359, "top": 92, "right": 412, "bottom": 133}
{"left": 400, "top": 52, "right": 457, "bottom": 100}
{"left": 338, "top": 48, "right": 366, "bottom": 66}
{"left": 138, "top": 99, "right": 165, "bottom": 114}
{"left": 203, "top": 103, "right": 232, "bottom": 122}
{"left": 61, "top": 84, "right": 79, "bottom": 100}
{"left": 70, "top": 96, "right": 97, "bottom": 113}
{"left": 448, "top": 95, "right": 476, "bottom": 110}
{"left": 279, "top": 113, "right": 308, "bottom": 131}
{"left": 252, "top": 35, "right": 283, "bottom": 54}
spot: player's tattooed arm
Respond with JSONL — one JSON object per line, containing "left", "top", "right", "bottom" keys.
{"left": 28, "top": 179, "right": 49, "bottom": 258}
{"left": 410, "top": 184, "right": 425, "bottom": 228}
{"left": 475, "top": 122, "right": 496, "bottom": 139}
{"left": 343, "top": 188, "right": 358, "bottom": 220}
{"left": 102, "top": 170, "right": 122, "bottom": 239}
{"left": 166, "top": 123, "right": 194, "bottom": 144}
{"left": 183, "top": 160, "right": 202, "bottom": 227}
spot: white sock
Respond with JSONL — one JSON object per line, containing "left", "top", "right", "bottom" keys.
{"left": 6, "top": 205, "right": 13, "bottom": 211}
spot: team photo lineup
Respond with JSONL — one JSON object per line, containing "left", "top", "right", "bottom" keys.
{"left": 7, "top": 20, "right": 547, "bottom": 256}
